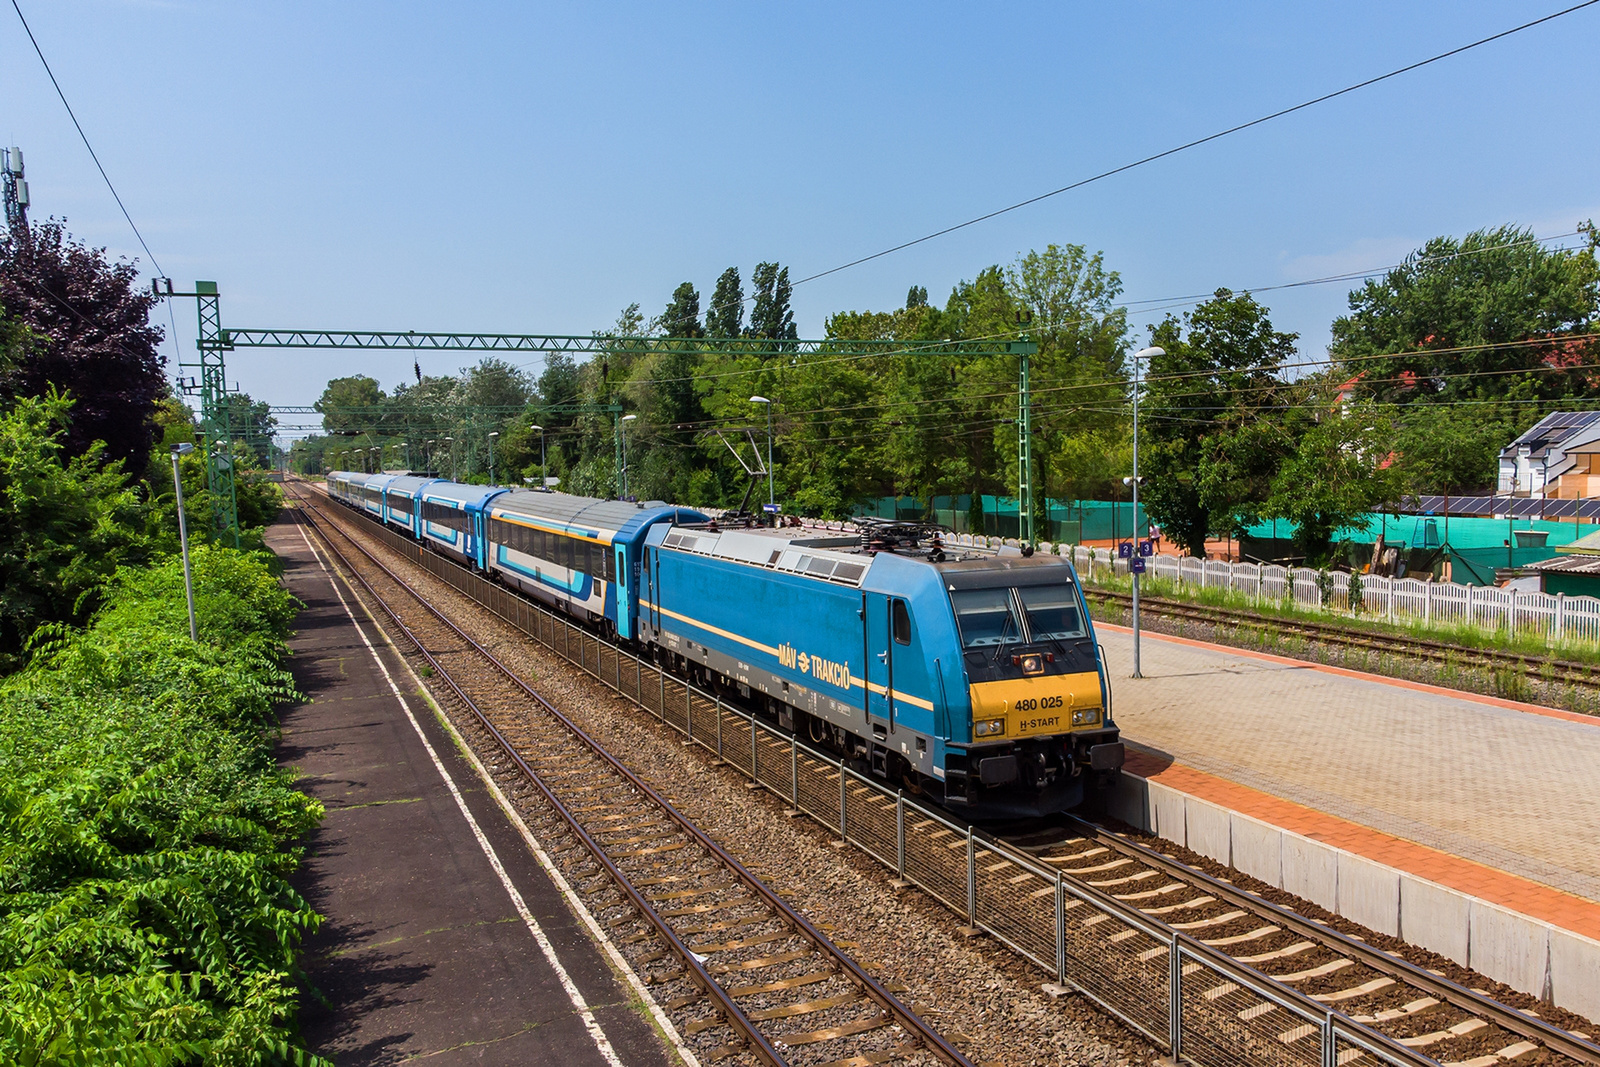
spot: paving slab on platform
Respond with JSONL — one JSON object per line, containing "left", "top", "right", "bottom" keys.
{"left": 267, "top": 516, "right": 673, "bottom": 1067}
{"left": 1097, "top": 623, "right": 1600, "bottom": 907}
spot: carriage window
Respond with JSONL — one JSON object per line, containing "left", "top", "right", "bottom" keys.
{"left": 892, "top": 599, "right": 911, "bottom": 645}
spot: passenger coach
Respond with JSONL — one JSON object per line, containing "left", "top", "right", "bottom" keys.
{"left": 486, "top": 491, "right": 706, "bottom": 640}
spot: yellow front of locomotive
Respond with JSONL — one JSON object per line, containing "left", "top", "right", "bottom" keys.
{"left": 941, "top": 559, "right": 1121, "bottom": 815}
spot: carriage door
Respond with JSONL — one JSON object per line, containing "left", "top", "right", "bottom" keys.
{"left": 864, "top": 591, "right": 895, "bottom": 735}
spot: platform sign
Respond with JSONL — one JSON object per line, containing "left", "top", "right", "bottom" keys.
{"left": 1138, "top": 539, "right": 1153, "bottom": 557}
{"left": 1117, "top": 541, "right": 1132, "bottom": 559}
{"left": 1131, "top": 556, "right": 1146, "bottom": 574}
{"left": 762, "top": 503, "right": 780, "bottom": 513}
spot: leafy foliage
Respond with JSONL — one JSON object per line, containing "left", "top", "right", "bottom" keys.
{"left": 0, "top": 221, "right": 167, "bottom": 474}
{"left": 1142, "top": 289, "right": 1300, "bottom": 556}
{"left": 1331, "top": 224, "right": 1600, "bottom": 405}
{"left": 0, "top": 546, "right": 323, "bottom": 1065}
{"left": 0, "top": 393, "right": 146, "bottom": 671}
{"left": 1264, "top": 403, "right": 1402, "bottom": 564}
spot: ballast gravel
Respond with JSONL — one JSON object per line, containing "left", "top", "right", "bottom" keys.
{"left": 329, "top": 519, "right": 1160, "bottom": 1066}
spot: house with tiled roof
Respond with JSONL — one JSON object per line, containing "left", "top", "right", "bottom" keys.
{"left": 1496, "top": 411, "right": 1600, "bottom": 498}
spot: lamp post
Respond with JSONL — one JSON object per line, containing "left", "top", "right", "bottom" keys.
{"left": 620, "top": 415, "right": 637, "bottom": 500}
{"left": 170, "top": 443, "right": 198, "bottom": 642}
{"left": 1128, "top": 346, "right": 1163, "bottom": 679}
{"left": 530, "top": 424, "right": 545, "bottom": 491}
{"left": 750, "top": 395, "right": 774, "bottom": 512}
{"left": 487, "top": 431, "right": 499, "bottom": 486}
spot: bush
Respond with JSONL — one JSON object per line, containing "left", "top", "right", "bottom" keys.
{"left": 0, "top": 547, "right": 324, "bottom": 1065}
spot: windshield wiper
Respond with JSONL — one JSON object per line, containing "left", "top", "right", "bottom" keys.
{"left": 989, "top": 609, "right": 1017, "bottom": 663}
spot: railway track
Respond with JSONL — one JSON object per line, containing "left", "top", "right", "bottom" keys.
{"left": 1085, "top": 589, "right": 1600, "bottom": 694}
{"left": 997, "top": 819, "right": 1600, "bottom": 1067}
{"left": 288, "top": 482, "right": 1599, "bottom": 1067}
{"left": 288, "top": 488, "right": 974, "bottom": 1067}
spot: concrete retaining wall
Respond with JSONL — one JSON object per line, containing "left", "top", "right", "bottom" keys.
{"left": 1104, "top": 772, "right": 1600, "bottom": 1022}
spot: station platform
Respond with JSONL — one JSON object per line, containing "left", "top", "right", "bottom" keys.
{"left": 266, "top": 517, "right": 676, "bottom": 1066}
{"left": 1095, "top": 623, "right": 1600, "bottom": 1020}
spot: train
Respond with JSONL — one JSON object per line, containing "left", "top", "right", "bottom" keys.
{"left": 324, "top": 471, "right": 1123, "bottom": 817}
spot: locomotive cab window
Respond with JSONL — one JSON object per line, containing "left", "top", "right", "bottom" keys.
{"left": 950, "top": 588, "right": 1022, "bottom": 649}
{"left": 892, "top": 599, "right": 912, "bottom": 645}
{"left": 1018, "top": 586, "right": 1086, "bottom": 642}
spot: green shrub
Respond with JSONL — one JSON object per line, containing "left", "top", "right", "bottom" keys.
{"left": 0, "top": 547, "right": 324, "bottom": 1065}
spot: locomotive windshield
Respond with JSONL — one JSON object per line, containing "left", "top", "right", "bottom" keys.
{"left": 950, "top": 583, "right": 1087, "bottom": 649}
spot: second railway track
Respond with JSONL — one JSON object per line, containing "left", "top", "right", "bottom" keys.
{"left": 1085, "top": 589, "right": 1600, "bottom": 696}
{"left": 288, "top": 488, "right": 973, "bottom": 1067}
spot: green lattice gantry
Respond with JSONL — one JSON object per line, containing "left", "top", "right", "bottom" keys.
{"left": 162, "top": 281, "right": 1039, "bottom": 542}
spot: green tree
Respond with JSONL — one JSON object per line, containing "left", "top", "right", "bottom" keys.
{"left": 748, "top": 262, "right": 797, "bottom": 340}
{"left": 1264, "top": 403, "right": 1401, "bottom": 565}
{"left": 705, "top": 267, "right": 744, "bottom": 338}
{"left": 1141, "top": 289, "right": 1299, "bottom": 556}
{"left": 661, "top": 282, "right": 703, "bottom": 337}
{"left": 314, "top": 375, "right": 386, "bottom": 435}
{"left": 1331, "top": 224, "right": 1600, "bottom": 405}
{"left": 0, "top": 391, "right": 145, "bottom": 669}
{"left": 221, "top": 392, "right": 277, "bottom": 467}
{"left": 1391, "top": 404, "right": 1509, "bottom": 498}
{"left": 0, "top": 221, "right": 168, "bottom": 474}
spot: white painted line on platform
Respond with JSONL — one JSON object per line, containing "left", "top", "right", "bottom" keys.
{"left": 294, "top": 520, "right": 627, "bottom": 1067}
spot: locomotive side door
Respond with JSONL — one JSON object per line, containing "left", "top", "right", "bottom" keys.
{"left": 863, "top": 590, "right": 894, "bottom": 734}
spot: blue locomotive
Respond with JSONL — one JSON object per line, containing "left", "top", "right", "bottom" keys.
{"left": 325, "top": 471, "right": 1122, "bottom": 816}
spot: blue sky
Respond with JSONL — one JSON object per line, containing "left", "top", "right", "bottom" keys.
{"left": 5, "top": 1, "right": 1599, "bottom": 423}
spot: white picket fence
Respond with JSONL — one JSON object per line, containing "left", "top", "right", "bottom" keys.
{"left": 933, "top": 533, "right": 1600, "bottom": 644}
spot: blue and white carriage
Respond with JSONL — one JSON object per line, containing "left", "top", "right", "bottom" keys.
{"left": 486, "top": 491, "right": 706, "bottom": 639}
{"left": 379, "top": 475, "right": 444, "bottom": 538}
{"left": 417, "top": 482, "right": 507, "bottom": 568}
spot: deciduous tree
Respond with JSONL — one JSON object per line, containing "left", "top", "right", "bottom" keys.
{"left": 1331, "top": 224, "right": 1600, "bottom": 405}
{"left": 661, "top": 282, "right": 702, "bottom": 337}
{"left": 1141, "top": 289, "right": 1299, "bottom": 556}
{"left": 0, "top": 220, "right": 166, "bottom": 474}
{"left": 748, "top": 262, "right": 797, "bottom": 341}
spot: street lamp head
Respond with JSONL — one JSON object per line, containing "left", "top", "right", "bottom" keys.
{"left": 171, "top": 442, "right": 195, "bottom": 455}
{"left": 750, "top": 395, "right": 770, "bottom": 405}
{"left": 621, "top": 414, "right": 637, "bottom": 423}
{"left": 488, "top": 431, "right": 499, "bottom": 439}
{"left": 529, "top": 424, "right": 542, "bottom": 432}
{"left": 1133, "top": 346, "right": 1164, "bottom": 361}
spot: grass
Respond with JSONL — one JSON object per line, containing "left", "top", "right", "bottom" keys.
{"left": 1082, "top": 569, "right": 1600, "bottom": 665}
{"left": 1084, "top": 572, "right": 1600, "bottom": 715}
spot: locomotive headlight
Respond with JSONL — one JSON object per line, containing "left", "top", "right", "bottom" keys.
{"left": 1010, "top": 652, "right": 1045, "bottom": 675}
{"left": 974, "top": 718, "right": 1006, "bottom": 738}
{"left": 1071, "top": 708, "right": 1101, "bottom": 727}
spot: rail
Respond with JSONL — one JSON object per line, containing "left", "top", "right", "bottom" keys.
{"left": 301, "top": 483, "right": 1600, "bottom": 1067}
{"left": 290, "top": 488, "right": 972, "bottom": 1067}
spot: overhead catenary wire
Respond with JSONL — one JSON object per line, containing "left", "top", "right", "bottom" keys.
{"left": 732, "top": 1, "right": 1600, "bottom": 305}
{"left": 9, "top": 0, "right": 165, "bottom": 279}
